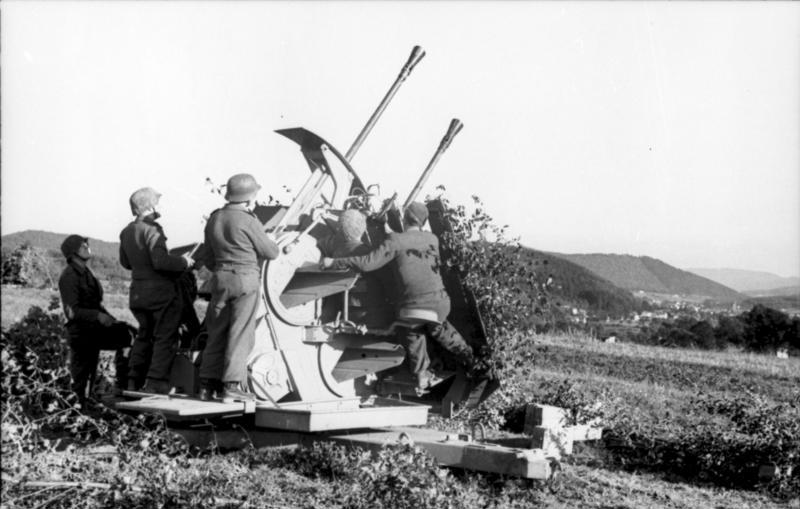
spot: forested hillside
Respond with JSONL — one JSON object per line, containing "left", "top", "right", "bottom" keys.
{"left": 2, "top": 230, "right": 120, "bottom": 261}
{"left": 554, "top": 253, "right": 744, "bottom": 302}
{"left": 519, "top": 247, "right": 642, "bottom": 318}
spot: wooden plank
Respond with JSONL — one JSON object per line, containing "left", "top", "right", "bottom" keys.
{"left": 328, "top": 427, "right": 553, "bottom": 479}
{"left": 254, "top": 398, "right": 429, "bottom": 432}
{"left": 524, "top": 404, "right": 569, "bottom": 433}
{"left": 172, "top": 426, "right": 555, "bottom": 480}
{"left": 529, "top": 426, "right": 572, "bottom": 458}
{"left": 116, "top": 395, "right": 254, "bottom": 420}
{"left": 566, "top": 424, "right": 603, "bottom": 442}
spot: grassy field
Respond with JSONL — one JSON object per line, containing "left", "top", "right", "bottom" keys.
{"left": 2, "top": 287, "right": 798, "bottom": 508}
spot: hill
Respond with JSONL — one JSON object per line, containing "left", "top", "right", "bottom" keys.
{"left": 2, "top": 229, "right": 128, "bottom": 286}
{"left": 553, "top": 253, "right": 745, "bottom": 302}
{"left": 2, "top": 229, "right": 120, "bottom": 261}
{"left": 687, "top": 267, "right": 800, "bottom": 293}
{"left": 743, "top": 285, "right": 800, "bottom": 298}
{"left": 518, "top": 246, "right": 642, "bottom": 318}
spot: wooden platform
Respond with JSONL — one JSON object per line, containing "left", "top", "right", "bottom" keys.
{"left": 116, "top": 392, "right": 255, "bottom": 420}
{"left": 173, "top": 425, "right": 557, "bottom": 480}
{"left": 116, "top": 393, "right": 428, "bottom": 432}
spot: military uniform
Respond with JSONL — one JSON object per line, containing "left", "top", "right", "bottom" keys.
{"left": 58, "top": 259, "right": 132, "bottom": 399}
{"left": 331, "top": 229, "right": 473, "bottom": 377}
{"left": 199, "top": 204, "right": 280, "bottom": 386}
{"left": 319, "top": 222, "right": 392, "bottom": 327}
{"left": 120, "top": 215, "right": 189, "bottom": 386}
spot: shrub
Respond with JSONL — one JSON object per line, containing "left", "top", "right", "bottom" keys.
{"left": 601, "top": 391, "right": 800, "bottom": 498}
{"left": 742, "top": 305, "right": 793, "bottom": 352}
{"left": 1, "top": 299, "right": 188, "bottom": 456}
{"left": 1, "top": 244, "right": 59, "bottom": 288}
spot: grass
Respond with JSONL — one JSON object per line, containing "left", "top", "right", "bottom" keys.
{"left": 529, "top": 336, "right": 799, "bottom": 405}
{"left": 2, "top": 287, "right": 798, "bottom": 508}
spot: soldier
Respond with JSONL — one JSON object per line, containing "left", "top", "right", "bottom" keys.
{"left": 319, "top": 209, "right": 371, "bottom": 258}
{"left": 199, "top": 173, "right": 280, "bottom": 402}
{"left": 318, "top": 209, "right": 392, "bottom": 328}
{"left": 57, "top": 234, "right": 133, "bottom": 403}
{"left": 120, "top": 187, "right": 194, "bottom": 394}
{"left": 321, "top": 202, "right": 474, "bottom": 392}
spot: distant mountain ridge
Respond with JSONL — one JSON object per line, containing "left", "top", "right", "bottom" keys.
{"left": 686, "top": 267, "right": 800, "bottom": 293}
{"left": 5, "top": 229, "right": 647, "bottom": 317}
{"left": 2, "top": 230, "right": 120, "bottom": 260}
{"left": 518, "top": 247, "right": 642, "bottom": 317}
{"left": 552, "top": 253, "right": 745, "bottom": 302}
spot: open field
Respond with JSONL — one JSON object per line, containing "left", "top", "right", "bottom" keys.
{"left": 2, "top": 287, "right": 798, "bottom": 508}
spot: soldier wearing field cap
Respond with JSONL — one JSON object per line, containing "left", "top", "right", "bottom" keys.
{"left": 199, "top": 173, "right": 280, "bottom": 402}
{"left": 321, "top": 201, "right": 474, "bottom": 393}
{"left": 58, "top": 234, "right": 133, "bottom": 403}
{"left": 120, "top": 187, "right": 194, "bottom": 394}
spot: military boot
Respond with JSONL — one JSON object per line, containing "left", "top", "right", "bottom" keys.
{"left": 198, "top": 378, "right": 222, "bottom": 402}
{"left": 220, "top": 382, "right": 256, "bottom": 403}
{"left": 142, "top": 378, "right": 171, "bottom": 395}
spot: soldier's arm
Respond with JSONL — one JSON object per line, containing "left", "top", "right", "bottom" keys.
{"left": 332, "top": 237, "right": 397, "bottom": 273}
{"left": 119, "top": 236, "right": 131, "bottom": 270}
{"left": 58, "top": 271, "right": 101, "bottom": 323}
{"left": 146, "top": 227, "right": 189, "bottom": 272}
{"left": 202, "top": 223, "right": 216, "bottom": 270}
{"left": 247, "top": 217, "right": 280, "bottom": 261}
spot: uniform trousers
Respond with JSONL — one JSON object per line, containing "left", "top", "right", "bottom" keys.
{"left": 68, "top": 322, "right": 132, "bottom": 399}
{"left": 128, "top": 279, "right": 182, "bottom": 383}
{"left": 394, "top": 291, "right": 474, "bottom": 376}
{"left": 199, "top": 268, "right": 260, "bottom": 385}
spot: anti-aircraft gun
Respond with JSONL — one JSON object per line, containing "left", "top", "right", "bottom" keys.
{"left": 119, "top": 48, "right": 559, "bottom": 480}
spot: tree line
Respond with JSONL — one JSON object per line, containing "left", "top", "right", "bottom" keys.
{"left": 602, "top": 305, "right": 799, "bottom": 354}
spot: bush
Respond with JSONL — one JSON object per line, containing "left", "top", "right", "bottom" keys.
{"left": 742, "top": 305, "right": 793, "bottom": 352}
{"left": 1, "top": 299, "right": 188, "bottom": 456}
{"left": 276, "top": 441, "right": 540, "bottom": 509}
{"left": 715, "top": 315, "right": 745, "bottom": 347}
{"left": 1, "top": 244, "right": 60, "bottom": 289}
{"left": 602, "top": 391, "right": 800, "bottom": 498}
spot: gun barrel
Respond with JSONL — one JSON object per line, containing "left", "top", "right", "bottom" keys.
{"left": 345, "top": 46, "right": 426, "bottom": 162}
{"left": 402, "top": 118, "right": 463, "bottom": 211}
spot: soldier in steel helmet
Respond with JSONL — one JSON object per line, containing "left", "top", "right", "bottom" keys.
{"left": 198, "top": 173, "right": 280, "bottom": 402}
{"left": 321, "top": 202, "right": 474, "bottom": 393}
{"left": 119, "top": 187, "right": 195, "bottom": 394}
{"left": 319, "top": 209, "right": 392, "bottom": 327}
{"left": 57, "top": 234, "right": 134, "bottom": 404}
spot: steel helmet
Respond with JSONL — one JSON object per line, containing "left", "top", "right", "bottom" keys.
{"left": 225, "top": 173, "right": 261, "bottom": 203}
{"left": 404, "top": 202, "right": 429, "bottom": 226}
{"left": 60, "top": 234, "right": 88, "bottom": 258}
{"left": 338, "top": 209, "right": 367, "bottom": 242}
{"left": 129, "top": 187, "right": 161, "bottom": 216}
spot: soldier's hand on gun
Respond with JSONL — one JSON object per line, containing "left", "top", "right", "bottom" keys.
{"left": 320, "top": 257, "right": 334, "bottom": 270}
{"left": 97, "top": 313, "right": 115, "bottom": 327}
{"left": 182, "top": 253, "right": 195, "bottom": 269}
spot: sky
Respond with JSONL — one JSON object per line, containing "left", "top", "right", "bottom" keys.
{"left": 2, "top": 1, "right": 798, "bottom": 277}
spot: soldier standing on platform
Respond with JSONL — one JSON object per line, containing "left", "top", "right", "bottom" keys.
{"left": 120, "top": 187, "right": 194, "bottom": 394}
{"left": 199, "top": 173, "right": 280, "bottom": 402}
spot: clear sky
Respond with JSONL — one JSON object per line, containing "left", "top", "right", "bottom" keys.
{"left": 2, "top": 1, "right": 798, "bottom": 277}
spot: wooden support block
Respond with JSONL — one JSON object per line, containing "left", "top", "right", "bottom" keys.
{"left": 758, "top": 465, "right": 793, "bottom": 480}
{"left": 524, "top": 404, "right": 569, "bottom": 434}
{"left": 529, "top": 426, "right": 572, "bottom": 458}
{"left": 565, "top": 424, "right": 603, "bottom": 442}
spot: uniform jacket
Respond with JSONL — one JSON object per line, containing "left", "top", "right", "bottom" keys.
{"left": 332, "top": 229, "right": 446, "bottom": 309}
{"left": 58, "top": 260, "right": 109, "bottom": 339}
{"left": 203, "top": 204, "right": 280, "bottom": 271}
{"left": 119, "top": 215, "right": 187, "bottom": 282}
